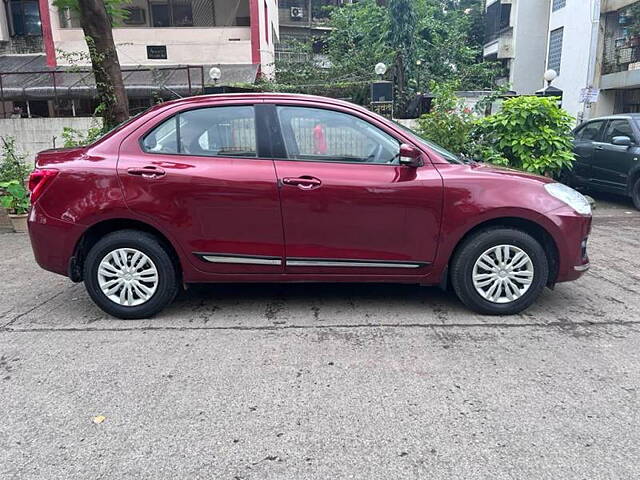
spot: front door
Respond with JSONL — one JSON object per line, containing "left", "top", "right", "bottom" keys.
{"left": 591, "top": 119, "right": 638, "bottom": 192}
{"left": 572, "top": 119, "right": 606, "bottom": 186}
{"left": 270, "top": 105, "right": 443, "bottom": 274}
{"left": 117, "top": 103, "right": 284, "bottom": 274}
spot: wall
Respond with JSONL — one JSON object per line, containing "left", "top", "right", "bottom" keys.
{"left": 510, "top": 0, "right": 551, "bottom": 95}
{"left": 0, "top": 117, "right": 99, "bottom": 164}
{"left": 601, "top": 0, "right": 637, "bottom": 13}
{"left": 254, "top": 0, "right": 279, "bottom": 77}
{"left": 53, "top": 27, "right": 252, "bottom": 67}
{"left": 548, "top": 0, "right": 599, "bottom": 122}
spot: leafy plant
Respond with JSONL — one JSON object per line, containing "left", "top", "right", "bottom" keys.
{"left": 61, "top": 123, "right": 104, "bottom": 147}
{"left": 473, "top": 96, "right": 575, "bottom": 176}
{"left": 0, "top": 137, "right": 30, "bottom": 185}
{"left": 0, "top": 180, "right": 29, "bottom": 215}
{"left": 415, "top": 81, "right": 476, "bottom": 155}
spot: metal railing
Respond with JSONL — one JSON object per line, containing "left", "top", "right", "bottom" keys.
{"left": 0, "top": 65, "right": 205, "bottom": 118}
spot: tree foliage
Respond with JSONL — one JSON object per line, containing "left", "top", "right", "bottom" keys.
{"left": 276, "top": 0, "right": 500, "bottom": 93}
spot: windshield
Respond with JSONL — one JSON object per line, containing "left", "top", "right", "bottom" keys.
{"left": 393, "top": 121, "right": 463, "bottom": 164}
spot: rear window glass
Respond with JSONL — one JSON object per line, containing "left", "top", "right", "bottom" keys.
{"left": 142, "top": 106, "right": 256, "bottom": 157}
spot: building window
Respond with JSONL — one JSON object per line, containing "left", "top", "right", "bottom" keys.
{"left": 57, "top": 0, "right": 251, "bottom": 28}
{"left": 8, "top": 0, "right": 42, "bottom": 36}
{"left": 552, "top": 0, "right": 566, "bottom": 12}
{"left": 547, "top": 27, "right": 564, "bottom": 74}
{"left": 484, "top": 2, "right": 511, "bottom": 43}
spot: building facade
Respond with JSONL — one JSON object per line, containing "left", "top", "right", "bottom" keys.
{"left": 483, "top": 0, "right": 551, "bottom": 95}
{"left": 483, "top": 0, "right": 640, "bottom": 123}
{"left": 0, "top": 0, "right": 278, "bottom": 118}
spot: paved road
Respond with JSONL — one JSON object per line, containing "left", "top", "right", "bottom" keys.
{"left": 1, "top": 194, "right": 640, "bottom": 479}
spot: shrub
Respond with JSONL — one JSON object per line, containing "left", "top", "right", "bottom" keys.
{"left": 61, "top": 124, "right": 104, "bottom": 148}
{"left": 0, "top": 180, "right": 29, "bottom": 215}
{"left": 473, "top": 96, "right": 575, "bottom": 176}
{"left": 0, "top": 137, "right": 30, "bottom": 185}
{"left": 415, "top": 82, "right": 475, "bottom": 156}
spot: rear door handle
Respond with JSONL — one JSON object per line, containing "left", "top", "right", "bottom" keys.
{"left": 127, "top": 166, "right": 166, "bottom": 178}
{"left": 281, "top": 176, "right": 322, "bottom": 189}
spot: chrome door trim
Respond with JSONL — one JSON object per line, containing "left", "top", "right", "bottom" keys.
{"left": 194, "top": 253, "right": 282, "bottom": 266}
{"left": 285, "top": 258, "right": 428, "bottom": 268}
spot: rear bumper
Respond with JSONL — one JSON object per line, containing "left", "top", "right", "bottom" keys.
{"left": 546, "top": 206, "right": 592, "bottom": 283}
{"left": 28, "top": 204, "right": 84, "bottom": 277}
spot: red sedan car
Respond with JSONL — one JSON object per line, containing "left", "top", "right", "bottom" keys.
{"left": 28, "top": 93, "right": 592, "bottom": 319}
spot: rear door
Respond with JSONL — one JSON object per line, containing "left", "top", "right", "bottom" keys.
{"left": 591, "top": 119, "right": 639, "bottom": 191}
{"left": 270, "top": 104, "right": 443, "bottom": 274}
{"left": 117, "top": 102, "right": 285, "bottom": 274}
{"left": 572, "top": 120, "right": 606, "bottom": 185}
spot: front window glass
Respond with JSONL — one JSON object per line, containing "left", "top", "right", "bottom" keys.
{"left": 142, "top": 106, "right": 257, "bottom": 157}
{"left": 603, "top": 120, "right": 634, "bottom": 144}
{"left": 393, "top": 121, "right": 462, "bottom": 164}
{"left": 575, "top": 121, "right": 604, "bottom": 142}
{"left": 276, "top": 106, "right": 400, "bottom": 164}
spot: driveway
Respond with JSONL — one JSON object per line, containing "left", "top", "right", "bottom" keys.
{"left": 1, "top": 194, "right": 639, "bottom": 479}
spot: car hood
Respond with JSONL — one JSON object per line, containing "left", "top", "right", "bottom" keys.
{"left": 467, "top": 162, "right": 556, "bottom": 185}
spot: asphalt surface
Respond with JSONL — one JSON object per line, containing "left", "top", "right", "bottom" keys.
{"left": 1, "top": 192, "right": 640, "bottom": 479}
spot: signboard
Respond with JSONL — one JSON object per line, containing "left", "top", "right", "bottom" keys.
{"left": 147, "top": 45, "right": 168, "bottom": 60}
{"left": 579, "top": 87, "right": 600, "bottom": 104}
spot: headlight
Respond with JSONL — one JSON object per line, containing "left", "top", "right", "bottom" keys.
{"left": 544, "top": 183, "right": 591, "bottom": 215}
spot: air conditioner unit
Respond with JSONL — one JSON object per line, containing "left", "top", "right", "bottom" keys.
{"left": 290, "top": 7, "right": 304, "bottom": 19}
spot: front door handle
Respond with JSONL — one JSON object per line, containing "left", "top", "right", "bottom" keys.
{"left": 595, "top": 145, "right": 604, "bottom": 150}
{"left": 281, "top": 176, "right": 322, "bottom": 189}
{"left": 127, "top": 166, "right": 166, "bottom": 178}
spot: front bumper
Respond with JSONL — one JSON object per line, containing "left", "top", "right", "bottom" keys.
{"left": 545, "top": 206, "right": 591, "bottom": 283}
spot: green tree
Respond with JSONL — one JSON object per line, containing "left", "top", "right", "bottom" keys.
{"left": 53, "top": 0, "right": 129, "bottom": 129}
{"left": 388, "top": 0, "right": 417, "bottom": 105}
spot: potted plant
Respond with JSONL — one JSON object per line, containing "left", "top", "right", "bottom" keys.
{"left": 0, "top": 180, "right": 29, "bottom": 232}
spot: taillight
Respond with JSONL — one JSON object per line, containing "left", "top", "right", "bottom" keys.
{"left": 28, "top": 169, "right": 58, "bottom": 204}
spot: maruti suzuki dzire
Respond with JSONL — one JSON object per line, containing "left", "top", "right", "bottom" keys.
{"left": 27, "top": 93, "right": 592, "bottom": 319}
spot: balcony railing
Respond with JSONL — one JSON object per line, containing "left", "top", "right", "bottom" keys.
{"left": 602, "top": 6, "right": 640, "bottom": 75}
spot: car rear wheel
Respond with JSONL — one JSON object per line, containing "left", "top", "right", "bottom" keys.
{"left": 632, "top": 178, "right": 640, "bottom": 210}
{"left": 83, "top": 230, "right": 179, "bottom": 319}
{"left": 450, "top": 228, "right": 549, "bottom": 315}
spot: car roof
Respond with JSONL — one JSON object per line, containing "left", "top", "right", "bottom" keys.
{"left": 583, "top": 114, "right": 640, "bottom": 122}
{"left": 160, "top": 92, "right": 368, "bottom": 112}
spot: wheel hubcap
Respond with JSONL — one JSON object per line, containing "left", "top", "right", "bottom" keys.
{"left": 472, "top": 245, "right": 534, "bottom": 304}
{"left": 97, "top": 248, "right": 159, "bottom": 306}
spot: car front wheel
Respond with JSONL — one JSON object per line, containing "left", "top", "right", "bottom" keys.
{"left": 83, "top": 230, "right": 179, "bottom": 319}
{"left": 632, "top": 178, "right": 640, "bottom": 210}
{"left": 450, "top": 228, "right": 549, "bottom": 315}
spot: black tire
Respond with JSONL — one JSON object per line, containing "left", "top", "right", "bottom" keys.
{"left": 450, "top": 228, "right": 549, "bottom": 315}
{"left": 83, "top": 229, "right": 179, "bottom": 319}
{"left": 632, "top": 177, "right": 640, "bottom": 211}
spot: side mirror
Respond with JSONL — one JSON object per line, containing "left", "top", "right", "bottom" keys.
{"left": 612, "top": 135, "right": 632, "bottom": 147}
{"left": 398, "top": 144, "right": 423, "bottom": 167}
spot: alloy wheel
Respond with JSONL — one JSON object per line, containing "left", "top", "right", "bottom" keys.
{"left": 97, "top": 248, "right": 159, "bottom": 306}
{"left": 472, "top": 244, "right": 534, "bottom": 304}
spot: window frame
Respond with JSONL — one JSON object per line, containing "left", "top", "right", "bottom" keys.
{"left": 139, "top": 104, "right": 266, "bottom": 159}
{"left": 271, "top": 104, "right": 405, "bottom": 166}
{"left": 552, "top": 0, "right": 566, "bottom": 12}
